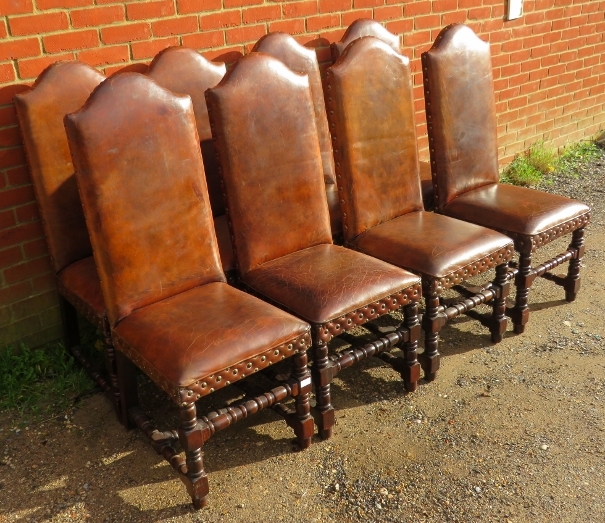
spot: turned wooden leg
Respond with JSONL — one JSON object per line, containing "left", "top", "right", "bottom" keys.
{"left": 290, "top": 352, "right": 314, "bottom": 449}
{"left": 512, "top": 252, "right": 532, "bottom": 334}
{"left": 564, "top": 228, "right": 585, "bottom": 302}
{"left": 115, "top": 351, "right": 139, "bottom": 431}
{"left": 420, "top": 293, "right": 442, "bottom": 382}
{"left": 102, "top": 323, "right": 123, "bottom": 425}
{"left": 311, "top": 341, "right": 334, "bottom": 440}
{"left": 400, "top": 303, "right": 421, "bottom": 392}
{"left": 178, "top": 402, "right": 209, "bottom": 509}
{"left": 59, "top": 295, "right": 80, "bottom": 350}
{"left": 490, "top": 263, "right": 510, "bottom": 343}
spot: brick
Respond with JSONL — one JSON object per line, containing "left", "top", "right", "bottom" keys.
{"left": 242, "top": 5, "right": 280, "bottom": 24}
{"left": 152, "top": 15, "right": 198, "bottom": 36}
{"left": 0, "top": 144, "right": 26, "bottom": 167}
{"left": 9, "top": 12, "right": 69, "bottom": 36}
{"left": 282, "top": 1, "right": 317, "bottom": 18}
{"left": 306, "top": 14, "right": 339, "bottom": 32}
{"left": 433, "top": 0, "right": 458, "bottom": 11}
{"left": 353, "top": 0, "right": 381, "bottom": 7}
{"left": 0, "top": 220, "right": 43, "bottom": 251}
{"left": 0, "top": 185, "right": 34, "bottom": 210}
{"left": 181, "top": 31, "right": 224, "bottom": 50}
{"left": 415, "top": 14, "right": 440, "bottom": 30}
{"left": 127, "top": 0, "right": 175, "bottom": 20}
{"left": 384, "top": 19, "right": 413, "bottom": 36}
{"left": 404, "top": 2, "right": 431, "bottom": 16}
{"left": 0, "top": 281, "right": 32, "bottom": 308}
{"left": 200, "top": 10, "right": 242, "bottom": 30}
{"left": 11, "top": 288, "right": 57, "bottom": 320}
{"left": 0, "top": 63, "right": 15, "bottom": 83}
{"left": 178, "top": 0, "right": 221, "bottom": 13}
{"left": 3, "top": 256, "right": 51, "bottom": 284}
{"left": 71, "top": 5, "right": 125, "bottom": 28}
{"left": 225, "top": 0, "right": 262, "bottom": 7}
{"left": 101, "top": 22, "right": 151, "bottom": 45}
{"left": 22, "top": 238, "right": 46, "bottom": 258}
{"left": 468, "top": 7, "right": 491, "bottom": 19}
{"left": 226, "top": 24, "right": 266, "bottom": 44}
{"left": 0, "top": 20, "right": 6, "bottom": 38}
{"left": 37, "top": 0, "right": 91, "bottom": 6}
{"left": 320, "top": 0, "right": 350, "bottom": 11}
{"left": 442, "top": 10, "right": 467, "bottom": 25}
{"left": 0, "top": 209, "right": 15, "bottom": 230}
{"left": 0, "top": 127, "right": 21, "bottom": 148}
{"left": 0, "top": 0, "right": 32, "bottom": 15}
{"left": 31, "top": 272, "right": 56, "bottom": 292}
{"left": 77, "top": 45, "right": 129, "bottom": 66}
{"left": 43, "top": 29, "right": 99, "bottom": 53}
{"left": 373, "top": 6, "right": 402, "bottom": 21}
{"left": 268, "top": 18, "right": 306, "bottom": 34}
{"left": 130, "top": 36, "right": 179, "bottom": 60}
{"left": 16, "top": 52, "right": 74, "bottom": 80}
{"left": 404, "top": 31, "right": 431, "bottom": 47}
{"left": 0, "top": 38, "right": 40, "bottom": 61}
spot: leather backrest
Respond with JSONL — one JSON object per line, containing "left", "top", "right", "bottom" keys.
{"left": 65, "top": 73, "right": 225, "bottom": 326}
{"left": 326, "top": 37, "right": 423, "bottom": 244}
{"left": 14, "top": 61, "right": 104, "bottom": 273}
{"left": 253, "top": 33, "right": 341, "bottom": 236}
{"left": 206, "top": 53, "right": 332, "bottom": 276}
{"left": 146, "top": 46, "right": 227, "bottom": 217}
{"left": 331, "top": 19, "right": 400, "bottom": 63}
{"left": 422, "top": 24, "right": 500, "bottom": 211}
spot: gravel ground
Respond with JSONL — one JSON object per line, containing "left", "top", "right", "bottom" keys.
{"left": 1, "top": 145, "right": 604, "bottom": 523}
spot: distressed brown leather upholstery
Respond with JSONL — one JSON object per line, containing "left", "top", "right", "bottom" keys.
{"left": 423, "top": 24, "right": 591, "bottom": 333}
{"left": 253, "top": 33, "right": 341, "bottom": 237}
{"left": 12, "top": 61, "right": 122, "bottom": 422}
{"left": 206, "top": 53, "right": 423, "bottom": 439}
{"left": 145, "top": 47, "right": 236, "bottom": 276}
{"left": 65, "top": 72, "right": 314, "bottom": 509}
{"left": 331, "top": 19, "right": 434, "bottom": 210}
{"left": 326, "top": 37, "right": 514, "bottom": 379}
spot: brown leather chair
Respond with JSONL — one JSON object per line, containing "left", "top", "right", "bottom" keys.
{"left": 422, "top": 24, "right": 591, "bottom": 334}
{"left": 65, "top": 73, "right": 314, "bottom": 509}
{"left": 252, "top": 32, "right": 342, "bottom": 239}
{"left": 145, "top": 47, "right": 235, "bottom": 278}
{"left": 331, "top": 18, "right": 434, "bottom": 210}
{"left": 326, "top": 37, "right": 515, "bottom": 380}
{"left": 206, "top": 53, "right": 423, "bottom": 440}
{"left": 13, "top": 61, "right": 124, "bottom": 423}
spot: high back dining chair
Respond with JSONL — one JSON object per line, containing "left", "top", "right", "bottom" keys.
{"left": 422, "top": 24, "right": 590, "bottom": 334}
{"left": 331, "top": 19, "right": 434, "bottom": 210}
{"left": 13, "top": 61, "right": 123, "bottom": 423}
{"left": 252, "top": 32, "right": 342, "bottom": 238}
{"left": 325, "top": 37, "right": 515, "bottom": 380}
{"left": 145, "top": 47, "right": 235, "bottom": 278}
{"left": 206, "top": 53, "right": 423, "bottom": 440}
{"left": 65, "top": 72, "right": 315, "bottom": 509}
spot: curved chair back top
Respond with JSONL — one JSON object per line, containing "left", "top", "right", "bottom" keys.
{"left": 14, "top": 61, "right": 105, "bottom": 273}
{"left": 206, "top": 53, "right": 332, "bottom": 276}
{"left": 146, "top": 47, "right": 227, "bottom": 216}
{"left": 326, "top": 37, "right": 423, "bottom": 243}
{"left": 331, "top": 19, "right": 400, "bottom": 62}
{"left": 65, "top": 73, "right": 225, "bottom": 326}
{"left": 422, "top": 24, "right": 500, "bottom": 211}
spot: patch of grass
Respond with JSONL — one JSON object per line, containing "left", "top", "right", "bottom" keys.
{"left": 501, "top": 141, "right": 557, "bottom": 187}
{"left": 557, "top": 141, "right": 602, "bottom": 176}
{"left": 0, "top": 340, "right": 96, "bottom": 416}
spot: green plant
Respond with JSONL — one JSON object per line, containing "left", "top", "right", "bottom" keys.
{"left": 501, "top": 141, "right": 557, "bottom": 187}
{"left": 0, "top": 341, "right": 95, "bottom": 416}
{"left": 557, "top": 141, "right": 601, "bottom": 176}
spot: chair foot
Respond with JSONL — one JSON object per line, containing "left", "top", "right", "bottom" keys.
{"left": 186, "top": 476, "right": 209, "bottom": 509}
{"left": 565, "top": 291, "right": 577, "bottom": 303}
{"left": 319, "top": 427, "right": 333, "bottom": 440}
{"left": 424, "top": 372, "right": 438, "bottom": 382}
{"left": 513, "top": 323, "right": 526, "bottom": 334}
{"left": 491, "top": 333, "right": 503, "bottom": 343}
{"left": 404, "top": 379, "right": 418, "bottom": 393}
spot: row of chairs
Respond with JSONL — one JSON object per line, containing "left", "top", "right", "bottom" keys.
{"left": 14, "top": 21, "right": 589, "bottom": 508}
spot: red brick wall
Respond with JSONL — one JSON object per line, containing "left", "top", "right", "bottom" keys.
{"left": 1, "top": 0, "right": 604, "bottom": 348}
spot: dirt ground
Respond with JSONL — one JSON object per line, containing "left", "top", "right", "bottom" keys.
{"left": 1, "top": 152, "right": 604, "bottom": 523}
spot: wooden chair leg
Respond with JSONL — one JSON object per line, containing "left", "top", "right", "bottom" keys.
{"left": 311, "top": 341, "right": 335, "bottom": 440}
{"left": 490, "top": 263, "right": 510, "bottom": 343}
{"left": 178, "top": 402, "right": 209, "bottom": 509}
{"left": 102, "top": 321, "right": 124, "bottom": 425}
{"left": 420, "top": 294, "right": 442, "bottom": 382}
{"left": 115, "top": 350, "right": 139, "bottom": 430}
{"left": 289, "top": 352, "right": 314, "bottom": 449}
{"left": 512, "top": 252, "right": 532, "bottom": 334}
{"left": 564, "top": 227, "right": 585, "bottom": 302}
{"left": 400, "top": 303, "right": 421, "bottom": 392}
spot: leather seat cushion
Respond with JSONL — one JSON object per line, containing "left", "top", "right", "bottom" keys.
{"left": 213, "top": 214, "right": 235, "bottom": 273}
{"left": 243, "top": 243, "right": 421, "bottom": 324}
{"left": 443, "top": 183, "right": 590, "bottom": 240}
{"left": 353, "top": 211, "right": 513, "bottom": 284}
{"left": 113, "top": 282, "right": 310, "bottom": 398}
{"left": 56, "top": 256, "right": 106, "bottom": 327}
